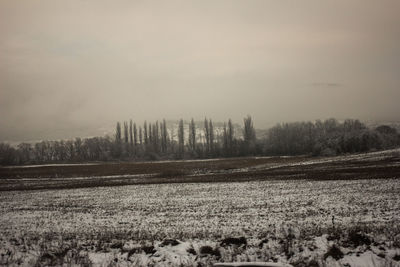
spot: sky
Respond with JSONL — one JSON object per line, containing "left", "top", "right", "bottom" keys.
{"left": 1, "top": 0, "right": 400, "bottom": 142}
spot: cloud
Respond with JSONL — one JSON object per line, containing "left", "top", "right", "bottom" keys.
{"left": 0, "top": 0, "right": 400, "bottom": 141}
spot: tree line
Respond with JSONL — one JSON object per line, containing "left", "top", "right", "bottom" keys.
{"left": 0, "top": 117, "right": 399, "bottom": 165}
{"left": 264, "top": 119, "right": 400, "bottom": 156}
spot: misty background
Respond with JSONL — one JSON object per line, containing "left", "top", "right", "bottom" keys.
{"left": 1, "top": 0, "right": 400, "bottom": 142}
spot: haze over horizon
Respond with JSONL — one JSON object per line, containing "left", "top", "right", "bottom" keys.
{"left": 1, "top": 1, "right": 400, "bottom": 142}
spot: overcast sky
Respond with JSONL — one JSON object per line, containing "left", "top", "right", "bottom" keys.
{"left": 1, "top": 0, "right": 400, "bottom": 142}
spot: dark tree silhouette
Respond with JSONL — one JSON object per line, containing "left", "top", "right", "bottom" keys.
{"left": 188, "top": 118, "right": 196, "bottom": 155}
{"left": 204, "top": 118, "right": 210, "bottom": 156}
{"left": 1, "top": 117, "right": 399, "bottom": 165}
{"left": 129, "top": 120, "right": 134, "bottom": 149}
{"left": 209, "top": 119, "right": 214, "bottom": 156}
{"left": 243, "top": 115, "right": 256, "bottom": 155}
{"left": 178, "top": 119, "right": 185, "bottom": 158}
{"left": 114, "top": 122, "right": 122, "bottom": 158}
{"left": 227, "top": 119, "right": 234, "bottom": 156}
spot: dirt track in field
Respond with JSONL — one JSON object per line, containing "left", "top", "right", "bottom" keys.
{"left": 1, "top": 150, "right": 400, "bottom": 191}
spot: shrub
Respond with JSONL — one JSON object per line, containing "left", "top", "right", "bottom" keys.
{"left": 199, "top": 246, "right": 220, "bottom": 257}
{"left": 324, "top": 245, "right": 344, "bottom": 260}
{"left": 346, "top": 230, "right": 371, "bottom": 247}
{"left": 220, "top": 237, "right": 247, "bottom": 247}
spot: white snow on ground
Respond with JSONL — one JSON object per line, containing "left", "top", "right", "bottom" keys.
{"left": 12, "top": 173, "right": 157, "bottom": 181}
{"left": 214, "top": 262, "right": 292, "bottom": 266}
{"left": 245, "top": 148, "right": 400, "bottom": 172}
{"left": 2, "top": 162, "right": 102, "bottom": 168}
{"left": 1, "top": 177, "right": 400, "bottom": 266}
{"left": 189, "top": 148, "right": 400, "bottom": 177}
{"left": 341, "top": 251, "right": 387, "bottom": 267}
{"left": 1, "top": 157, "right": 229, "bottom": 169}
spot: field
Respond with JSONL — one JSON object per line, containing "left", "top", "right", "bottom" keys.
{"left": 2, "top": 149, "right": 400, "bottom": 191}
{"left": 1, "top": 150, "right": 400, "bottom": 266}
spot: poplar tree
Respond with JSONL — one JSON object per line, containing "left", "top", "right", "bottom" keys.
{"left": 161, "top": 119, "right": 168, "bottom": 153}
{"left": 115, "top": 122, "right": 122, "bottom": 158}
{"left": 129, "top": 120, "right": 134, "bottom": 156}
{"left": 204, "top": 118, "right": 209, "bottom": 155}
{"left": 153, "top": 121, "right": 159, "bottom": 152}
{"left": 228, "top": 119, "right": 234, "bottom": 156}
{"left": 243, "top": 115, "right": 256, "bottom": 155}
{"left": 129, "top": 120, "right": 133, "bottom": 146}
{"left": 139, "top": 126, "right": 143, "bottom": 147}
{"left": 144, "top": 121, "right": 148, "bottom": 145}
{"left": 148, "top": 123, "right": 153, "bottom": 148}
{"left": 189, "top": 118, "right": 196, "bottom": 154}
{"left": 223, "top": 122, "right": 228, "bottom": 156}
{"left": 178, "top": 119, "right": 185, "bottom": 158}
{"left": 123, "top": 121, "right": 129, "bottom": 144}
{"left": 209, "top": 119, "right": 214, "bottom": 156}
{"left": 123, "top": 121, "right": 129, "bottom": 157}
{"left": 133, "top": 122, "right": 138, "bottom": 155}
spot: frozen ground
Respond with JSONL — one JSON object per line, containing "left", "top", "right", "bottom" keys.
{"left": 1, "top": 177, "right": 400, "bottom": 266}
{"left": 2, "top": 149, "right": 400, "bottom": 191}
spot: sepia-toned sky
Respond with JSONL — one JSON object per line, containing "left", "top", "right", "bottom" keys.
{"left": 1, "top": 0, "right": 400, "bottom": 142}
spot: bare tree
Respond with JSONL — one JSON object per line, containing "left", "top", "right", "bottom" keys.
{"left": 139, "top": 126, "right": 143, "bottom": 152}
{"left": 123, "top": 121, "right": 129, "bottom": 144}
{"left": 204, "top": 118, "right": 210, "bottom": 155}
{"left": 209, "top": 119, "right": 214, "bottom": 156}
{"left": 152, "top": 121, "right": 160, "bottom": 152}
{"left": 228, "top": 119, "right": 234, "bottom": 156}
{"left": 188, "top": 118, "right": 196, "bottom": 154}
{"left": 243, "top": 115, "right": 256, "bottom": 155}
{"left": 144, "top": 121, "right": 148, "bottom": 146}
{"left": 148, "top": 123, "right": 153, "bottom": 150}
{"left": 222, "top": 122, "right": 228, "bottom": 156}
{"left": 161, "top": 119, "right": 168, "bottom": 153}
{"left": 129, "top": 120, "right": 134, "bottom": 156}
{"left": 133, "top": 122, "right": 138, "bottom": 155}
{"left": 178, "top": 119, "right": 185, "bottom": 158}
{"left": 129, "top": 120, "right": 133, "bottom": 145}
{"left": 115, "top": 122, "right": 122, "bottom": 158}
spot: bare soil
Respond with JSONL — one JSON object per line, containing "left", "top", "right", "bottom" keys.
{"left": 1, "top": 150, "right": 399, "bottom": 191}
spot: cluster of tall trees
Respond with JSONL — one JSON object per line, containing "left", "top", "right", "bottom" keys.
{"left": 111, "top": 116, "right": 256, "bottom": 161}
{"left": 113, "top": 119, "right": 170, "bottom": 159}
{"left": 0, "top": 117, "right": 399, "bottom": 165}
{"left": 264, "top": 119, "right": 400, "bottom": 156}
{"left": 0, "top": 137, "right": 116, "bottom": 165}
{"left": 0, "top": 116, "right": 256, "bottom": 165}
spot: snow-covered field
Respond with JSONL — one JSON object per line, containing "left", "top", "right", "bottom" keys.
{"left": 1, "top": 178, "right": 400, "bottom": 266}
